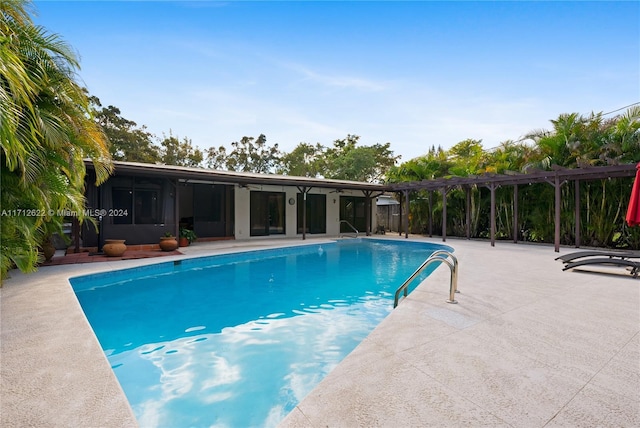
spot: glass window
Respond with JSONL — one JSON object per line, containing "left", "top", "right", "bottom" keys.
{"left": 134, "top": 190, "right": 160, "bottom": 224}
{"left": 112, "top": 188, "right": 133, "bottom": 224}
{"left": 111, "top": 176, "right": 163, "bottom": 225}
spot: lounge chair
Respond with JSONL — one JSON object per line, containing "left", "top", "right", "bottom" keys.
{"left": 555, "top": 250, "right": 639, "bottom": 263}
{"left": 562, "top": 257, "right": 639, "bottom": 278}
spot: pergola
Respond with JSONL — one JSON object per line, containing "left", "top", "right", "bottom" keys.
{"left": 388, "top": 164, "right": 638, "bottom": 252}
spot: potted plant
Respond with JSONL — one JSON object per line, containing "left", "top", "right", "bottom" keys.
{"left": 39, "top": 234, "right": 56, "bottom": 262}
{"left": 159, "top": 232, "right": 179, "bottom": 251}
{"left": 39, "top": 221, "right": 65, "bottom": 262}
{"left": 179, "top": 228, "right": 197, "bottom": 247}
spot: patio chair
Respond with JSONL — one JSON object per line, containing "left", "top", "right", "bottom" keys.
{"left": 562, "top": 257, "right": 639, "bottom": 278}
{"left": 555, "top": 250, "right": 639, "bottom": 263}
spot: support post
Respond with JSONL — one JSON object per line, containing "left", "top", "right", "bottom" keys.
{"left": 404, "top": 190, "right": 409, "bottom": 239}
{"left": 297, "top": 186, "right": 310, "bottom": 240}
{"left": 174, "top": 179, "right": 180, "bottom": 238}
{"left": 554, "top": 173, "right": 561, "bottom": 252}
{"left": 574, "top": 180, "right": 581, "bottom": 248}
{"left": 465, "top": 186, "right": 471, "bottom": 240}
{"left": 490, "top": 183, "right": 496, "bottom": 247}
{"left": 362, "top": 190, "right": 378, "bottom": 237}
{"left": 398, "top": 191, "right": 403, "bottom": 237}
{"left": 428, "top": 191, "right": 433, "bottom": 237}
{"left": 513, "top": 184, "right": 519, "bottom": 243}
{"left": 441, "top": 187, "right": 447, "bottom": 242}
{"left": 303, "top": 191, "right": 307, "bottom": 240}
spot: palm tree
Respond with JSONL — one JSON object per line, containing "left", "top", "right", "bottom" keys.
{"left": 1, "top": 0, "right": 112, "bottom": 279}
{"left": 603, "top": 106, "right": 640, "bottom": 164}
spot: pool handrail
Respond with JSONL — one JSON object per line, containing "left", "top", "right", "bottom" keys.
{"left": 393, "top": 250, "right": 459, "bottom": 308}
{"left": 339, "top": 220, "right": 359, "bottom": 238}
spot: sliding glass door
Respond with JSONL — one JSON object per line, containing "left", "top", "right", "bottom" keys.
{"left": 340, "top": 196, "right": 366, "bottom": 233}
{"left": 250, "top": 191, "right": 285, "bottom": 236}
{"left": 297, "top": 193, "right": 326, "bottom": 234}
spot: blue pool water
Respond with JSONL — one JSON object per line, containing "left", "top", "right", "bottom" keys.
{"left": 71, "top": 238, "right": 451, "bottom": 427}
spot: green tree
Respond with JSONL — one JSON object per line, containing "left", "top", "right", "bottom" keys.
{"left": 324, "top": 134, "right": 399, "bottom": 182}
{"left": 386, "top": 145, "right": 450, "bottom": 183}
{"left": 1, "top": 0, "right": 112, "bottom": 279}
{"left": 159, "top": 131, "right": 203, "bottom": 167}
{"left": 603, "top": 105, "right": 640, "bottom": 164}
{"left": 225, "top": 134, "right": 280, "bottom": 173}
{"left": 277, "top": 142, "right": 325, "bottom": 177}
{"left": 523, "top": 112, "right": 603, "bottom": 169}
{"left": 485, "top": 140, "right": 534, "bottom": 174}
{"left": 90, "top": 96, "right": 160, "bottom": 163}
{"left": 205, "top": 145, "right": 228, "bottom": 169}
{"left": 447, "top": 139, "right": 487, "bottom": 176}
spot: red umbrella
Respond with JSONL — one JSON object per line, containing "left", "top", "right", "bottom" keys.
{"left": 626, "top": 163, "right": 640, "bottom": 227}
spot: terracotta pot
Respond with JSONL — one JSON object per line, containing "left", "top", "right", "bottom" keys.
{"left": 179, "top": 237, "right": 190, "bottom": 247}
{"left": 103, "top": 239, "right": 127, "bottom": 257}
{"left": 159, "top": 236, "right": 179, "bottom": 251}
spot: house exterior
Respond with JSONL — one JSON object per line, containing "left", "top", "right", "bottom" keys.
{"left": 80, "top": 161, "right": 387, "bottom": 249}
{"left": 76, "top": 161, "right": 638, "bottom": 252}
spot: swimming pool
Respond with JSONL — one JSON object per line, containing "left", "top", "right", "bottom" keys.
{"left": 71, "top": 238, "right": 452, "bottom": 427}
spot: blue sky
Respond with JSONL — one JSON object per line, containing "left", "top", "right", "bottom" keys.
{"left": 34, "top": 1, "right": 639, "bottom": 162}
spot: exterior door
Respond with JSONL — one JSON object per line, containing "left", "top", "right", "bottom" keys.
{"left": 250, "top": 191, "right": 285, "bottom": 236}
{"left": 340, "top": 196, "right": 366, "bottom": 233}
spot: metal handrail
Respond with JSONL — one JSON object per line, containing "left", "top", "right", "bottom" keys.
{"left": 339, "top": 220, "right": 359, "bottom": 238}
{"left": 393, "top": 251, "right": 459, "bottom": 308}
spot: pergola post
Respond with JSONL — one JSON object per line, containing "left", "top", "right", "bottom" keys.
{"left": 441, "top": 187, "right": 447, "bottom": 242}
{"left": 554, "top": 173, "right": 561, "bottom": 252}
{"left": 364, "top": 193, "right": 371, "bottom": 236}
{"left": 465, "top": 186, "right": 471, "bottom": 239}
{"left": 574, "top": 180, "right": 581, "bottom": 248}
{"left": 362, "top": 191, "right": 383, "bottom": 236}
{"left": 428, "top": 190, "right": 433, "bottom": 237}
{"left": 404, "top": 190, "right": 410, "bottom": 239}
{"left": 398, "top": 191, "right": 403, "bottom": 237}
{"left": 513, "top": 184, "right": 519, "bottom": 243}
{"left": 489, "top": 183, "right": 496, "bottom": 247}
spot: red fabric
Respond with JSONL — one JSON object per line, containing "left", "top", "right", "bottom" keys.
{"left": 626, "top": 163, "right": 640, "bottom": 227}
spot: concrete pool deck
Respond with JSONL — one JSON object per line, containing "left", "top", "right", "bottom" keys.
{"left": 1, "top": 237, "right": 638, "bottom": 427}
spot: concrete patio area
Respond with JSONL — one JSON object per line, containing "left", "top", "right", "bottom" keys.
{"left": 1, "top": 237, "right": 638, "bottom": 427}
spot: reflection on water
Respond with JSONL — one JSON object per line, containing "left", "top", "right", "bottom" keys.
{"left": 73, "top": 240, "right": 450, "bottom": 427}
{"left": 114, "top": 300, "right": 388, "bottom": 427}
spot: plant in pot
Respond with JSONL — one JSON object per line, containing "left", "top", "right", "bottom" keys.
{"left": 179, "top": 228, "right": 197, "bottom": 247}
{"left": 38, "top": 221, "right": 65, "bottom": 262}
{"left": 39, "top": 234, "right": 56, "bottom": 262}
{"left": 159, "top": 231, "right": 179, "bottom": 251}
